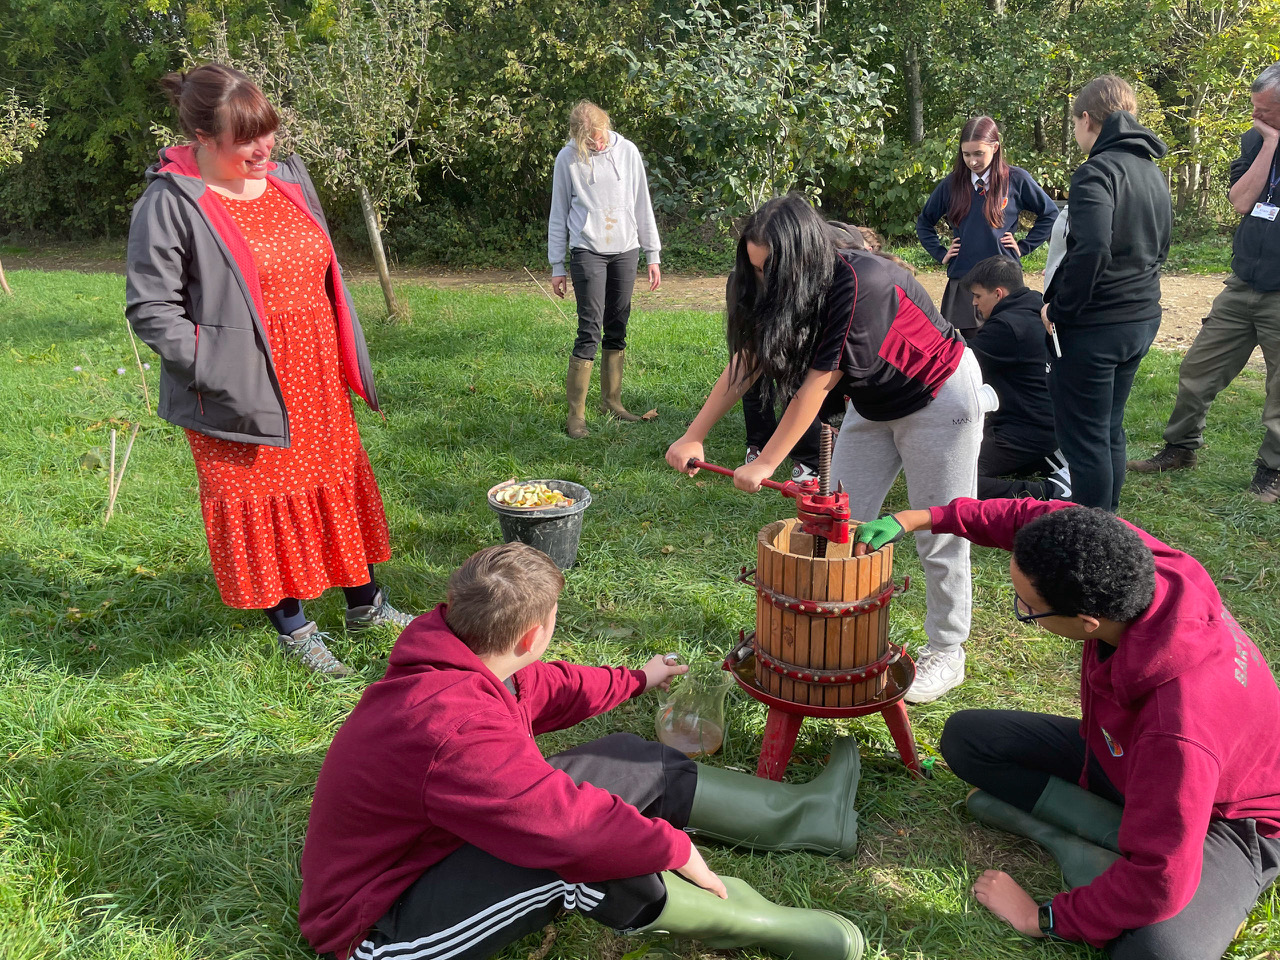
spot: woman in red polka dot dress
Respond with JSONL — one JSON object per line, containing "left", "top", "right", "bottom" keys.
{"left": 126, "top": 64, "right": 413, "bottom": 677}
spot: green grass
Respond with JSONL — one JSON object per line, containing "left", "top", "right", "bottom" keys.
{"left": 0, "top": 269, "right": 1277, "bottom": 960}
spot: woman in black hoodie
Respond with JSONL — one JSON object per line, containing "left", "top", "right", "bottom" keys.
{"left": 1042, "top": 76, "right": 1172, "bottom": 512}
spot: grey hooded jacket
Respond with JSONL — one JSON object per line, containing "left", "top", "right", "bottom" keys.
{"left": 125, "top": 146, "right": 380, "bottom": 447}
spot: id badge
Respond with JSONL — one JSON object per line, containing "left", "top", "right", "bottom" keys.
{"left": 1252, "top": 202, "right": 1279, "bottom": 221}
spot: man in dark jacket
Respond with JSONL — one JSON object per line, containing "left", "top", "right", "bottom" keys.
{"left": 1129, "top": 62, "right": 1280, "bottom": 503}
{"left": 963, "top": 257, "right": 1069, "bottom": 499}
{"left": 299, "top": 542, "right": 866, "bottom": 960}
{"left": 1042, "top": 76, "right": 1172, "bottom": 513}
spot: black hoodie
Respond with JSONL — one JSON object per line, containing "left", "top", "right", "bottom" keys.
{"left": 967, "top": 286, "right": 1056, "bottom": 452}
{"left": 1045, "top": 111, "right": 1172, "bottom": 327}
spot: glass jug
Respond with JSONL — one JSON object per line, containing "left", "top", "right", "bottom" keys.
{"left": 655, "top": 661, "right": 734, "bottom": 757}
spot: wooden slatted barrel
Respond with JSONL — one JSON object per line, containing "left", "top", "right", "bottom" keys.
{"left": 753, "top": 518, "right": 895, "bottom": 707}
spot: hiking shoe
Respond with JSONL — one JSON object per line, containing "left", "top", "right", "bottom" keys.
{"left": 904, "top": 647, "right": 966, "bottom": 704}
{"left": 745, "top": 445, "right": 762, "bottom": 465}
{"left": 278, "top": 621, "right": 352, "bottom": 677}
{"left": 345, "top": 589, "right": 415, "bottom": 632}
{"left": 1249, "top": 460, "right": 1280, "bottom": 503}
{"left": 792, "top": 463, "right": 819, "bottom": 484}
{"left": 1127, "top": 444, "right": 1197, "bottom": 474}
{"left": 1044, "top": 450, "right": 1072, "bottom": 500}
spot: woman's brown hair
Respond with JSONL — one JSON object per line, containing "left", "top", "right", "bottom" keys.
{"left": 1072, "top": 75, "right": 1138, "bottom": 128}
{"left": 159, "top": 63, "right": 279, "bottom": 143}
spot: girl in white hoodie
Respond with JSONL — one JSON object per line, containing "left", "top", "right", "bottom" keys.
{"left": 548, "top": 101, "right": 661, "bottom": 438}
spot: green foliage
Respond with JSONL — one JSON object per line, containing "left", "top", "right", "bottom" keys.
{"left": 619, "top": 0, "right": 893, "bottom": 217}
{"left": 0, "top": 89, "right": 45, "bottom": 167}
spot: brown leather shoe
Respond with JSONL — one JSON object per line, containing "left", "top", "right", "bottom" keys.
{"left": 1127, "top": 444, "right": 1197, "bottom": 473}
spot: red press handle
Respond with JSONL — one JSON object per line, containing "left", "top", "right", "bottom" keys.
{"left": 685, "top": 458, "right": 789, "bottom": 492}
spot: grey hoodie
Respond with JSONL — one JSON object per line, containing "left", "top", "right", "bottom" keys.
{"left": 547, "top": 131, "right": 661, "bottom": 277}
{"left": 125, "top": 146, "right": 379, "bottom": 448}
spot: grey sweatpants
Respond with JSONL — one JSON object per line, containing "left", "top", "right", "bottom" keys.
{"left": 830, "top": 349, "right": 985, "bottom": 655}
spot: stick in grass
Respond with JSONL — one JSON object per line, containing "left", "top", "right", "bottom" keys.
{"left": 123, "top": 311, "right": 153, "bottom": 415}
{"left": 522, "top": 267, "right": 574, "bottom": 324}
{"left": 105, "top": 423, "right": 140, "bottom": 523}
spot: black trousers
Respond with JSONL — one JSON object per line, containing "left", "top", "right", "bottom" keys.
{"left": 1047, "top": 318, "right": 1160, "bottom": 511}
{"left": 940, "top": 709, "right": 1280, "bottom": 960}
{"left": 741, "top": 378, "right": 822, "bottom": 471}
{"left": 570, "top": 248, "right": 639, "bottom": 360}
{"left": 977, "top": 435, "right": 1057, "bottom": 500}
{"left": 346, "top": 734, "right": 696, "bottom": 960}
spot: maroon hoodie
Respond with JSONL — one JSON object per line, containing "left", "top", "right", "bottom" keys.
{"left": 297, "top": 606, "right": 691, "bottom": 958}
{"left": 931, "top": 498, "right": 1280, "bottom": 946}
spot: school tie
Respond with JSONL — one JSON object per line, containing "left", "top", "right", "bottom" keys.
{"left": 976, "top": 177, "right": 988, "bottom": 196}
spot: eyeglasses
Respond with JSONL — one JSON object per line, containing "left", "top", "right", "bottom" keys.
{"left": 1013, "top": 590, "right": 1061, "bottom": 623}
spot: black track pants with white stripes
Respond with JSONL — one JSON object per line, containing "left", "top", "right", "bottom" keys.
{"left": 337, "top": 733, "right": 698, "bottom": 960}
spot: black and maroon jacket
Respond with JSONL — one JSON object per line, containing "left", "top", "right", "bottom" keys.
{"left": 810, "top": 248, "right": 965, "bottom": 420}
{"left": 125, "top": 145, "right": 379, "bottom": 447}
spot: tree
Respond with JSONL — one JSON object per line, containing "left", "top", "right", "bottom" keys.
{"left": 0, "top": 89, "right": 45, "bottom": 293}
{"left": 619, "top": 0, "right": 893, "bottom": 219}
{"left": 208, "top": 0, "right": 475, "bottom": 319}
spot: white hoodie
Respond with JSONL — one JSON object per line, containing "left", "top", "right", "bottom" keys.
{"left": 547, "top": 131, "right": 661, "bottom": 277}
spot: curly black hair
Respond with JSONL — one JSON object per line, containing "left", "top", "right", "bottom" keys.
{"left": 1012, "top": 507, "right": 1155, "bottom": 621}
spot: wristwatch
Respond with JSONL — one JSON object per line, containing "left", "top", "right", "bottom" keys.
{"left": 1038, "top": 900, "right": 1057, "bottom": 939}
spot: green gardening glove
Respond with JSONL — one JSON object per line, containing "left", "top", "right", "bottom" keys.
{"left": 855, "top": 514, "right": 905, "bottom": 552}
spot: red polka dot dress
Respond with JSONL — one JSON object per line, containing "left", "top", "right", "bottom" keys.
{"left": 186, "top": 182, "right": 391, "bottom": 610}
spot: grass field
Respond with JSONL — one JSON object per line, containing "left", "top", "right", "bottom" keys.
{"left": 0, "top": 268, "right": 1277, "bottom": 960}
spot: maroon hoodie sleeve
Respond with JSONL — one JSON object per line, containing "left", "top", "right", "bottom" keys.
{"left": 928, "top": 497, "right": 1072, "bottom": 551}
{"left": 1052, "top": 734, "right": 1220, "bottom": 945}
{"left": 520, "top": 661, "right": 649, "bottom": 736}
{"left": 425, "top": 710, "right": 691, "bottom": 882}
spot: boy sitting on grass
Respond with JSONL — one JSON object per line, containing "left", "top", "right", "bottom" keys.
{"left": 855, "top": 500, "right": 1280, "bottom": 960}
{"left": 298, "top": 541, "right": 867, "bottom": 960}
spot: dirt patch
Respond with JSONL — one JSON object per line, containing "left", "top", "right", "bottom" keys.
{"left": 6, "top": 251, "right": 1245, "bottom": 362}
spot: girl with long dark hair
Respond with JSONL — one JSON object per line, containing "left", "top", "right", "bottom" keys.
{"left": 918, "top": 116, "right": 1059, "bottom": 335}
{"left": 666, "top": 195, "right": 990, "bottom": 704}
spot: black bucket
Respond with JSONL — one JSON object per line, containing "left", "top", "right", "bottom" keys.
{"left": 487, "top": 480, "right": 592, "bottom": 570}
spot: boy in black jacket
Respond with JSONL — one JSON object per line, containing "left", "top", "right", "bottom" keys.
{"left": 964, "top": 257, "right": 1069, "bottom": 500}
{"left": 1041, "top": 75, "right": 1173, "bottom": 512}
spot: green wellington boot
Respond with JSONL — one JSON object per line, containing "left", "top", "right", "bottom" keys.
{"left": 599, "top": 348, "right": 642, "bottom": 421}
{"left": 1032, "top": 776, "right": 1123, "bottom": 853}
{"left": 966, "top": 789, "right": 1121, "bottom": 888}
{"left": 565, "top": 357, "right": 593, "bottom": 439}
{"left": 687, "top": 737, "right": 860, "bottom": 858}
{"left": 632, "top": 872, "right": 865, "bottom": 960}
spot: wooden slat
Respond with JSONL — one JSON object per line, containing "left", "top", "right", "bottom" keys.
{"left": 855, "top": 550, "right": 875, "bottom": 705}
{"left": 839, "top": 553, "right": 858, "bottom": 707}
{"left": 781, "top": 548, "right": 798, "bottom": 704}
{"left": 804, "top": 552, "right": 824, "bottom": 708}
{"left": 825, "top": 553, "right": 843, "bottom": 707}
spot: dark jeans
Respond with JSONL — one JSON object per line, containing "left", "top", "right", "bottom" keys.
{"left": 350, "top": 734, "right": 696, "bottom": 960}
{"left": 570, "top": 248, "right": 639, "bottom": 360}
{"left": 741, "top": 378, "right": 822, "bottom": 471}
{"left": 977, "top": 435, "right": 1057, "bottom": 500}
{"left": 1048, "top": 318, "right": 1160, "bottom": 511}
{"left": 941, "top": 709, "right": 1280, "bottom": 960}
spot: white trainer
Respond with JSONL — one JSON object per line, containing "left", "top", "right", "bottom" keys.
{"left": 904, "top": 647, "right": 966, "bottom": 704}
{"left": 1044, "top": 450, "right": 1072, "bottom": 500}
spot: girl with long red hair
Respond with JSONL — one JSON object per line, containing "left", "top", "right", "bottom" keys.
{"left": 918, "top": 116, "right": 1059, "bottom": 335}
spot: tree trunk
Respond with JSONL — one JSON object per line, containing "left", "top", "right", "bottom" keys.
{"left": 0, "top": 257, "right": 10, "bottom": 296}
{"left": 989, "top": 0, "right": 1005, "bottom": 13}
{"left": 906, "top": 43, "right": 924, "bottom": 146}
{"left": 1034, "top": 115, "right": 1047, "bottom": 152}
{"left": 358, "top": 182, "right": 404, "bottom": 321}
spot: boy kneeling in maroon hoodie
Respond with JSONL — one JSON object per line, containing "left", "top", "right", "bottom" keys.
{"left": 298, "top": 542, "right": 867, "bottom": 960}
{"left": 855, "top": 500, "right": 1280, "bottom": 960}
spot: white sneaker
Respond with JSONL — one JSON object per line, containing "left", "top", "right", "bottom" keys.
{"left": 745, "top": 445, "right": 762, "bottom": 465}
{"left": 1044, "top": 449, "right": 1072, "bottom": 500}
{"left": 792, "top": 463, "right": 818, "bottom": 484}
{"left": 904, "top": 647, "right": 965, "bottom": 704}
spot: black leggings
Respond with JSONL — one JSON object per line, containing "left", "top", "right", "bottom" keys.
{"left": 262, "top": 569, "right": 380, "bottom": 634}
{"left": 741, "top": 377, "right": 822, "bottom": 472}
{"left": 941, "top": 709, "right": 1280, "bottom": 960}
